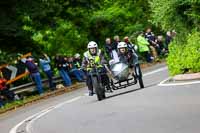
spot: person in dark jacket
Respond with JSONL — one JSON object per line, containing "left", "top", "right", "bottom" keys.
{"left": 112, "top": 35, "right": 120, "bottom": 51}
{"left": 155, "top": 35, "right": 167, "bottom": 56}
{"left": 145, "top": 28, "right": 159, "bottom": 59}
{"left": 165, "top": 31, "right": 172, "bottom": 52}
{"left": 105, "top": 38, "right": 114, "bottom": 59}
{"left": 55, "top": 55, "right": 72, "bottom": 87}
{"left": 21, "top": 56, "right": 43, "bottom": 94}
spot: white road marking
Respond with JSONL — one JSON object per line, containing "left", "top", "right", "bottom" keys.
{"left": 9, "top": 96, "right": 82, "bottom": 133}
{"left": 143, "top": 66, "right": 168, "bottom": 77}
{"left": 10, "top": 66, "right": 168, "bottom": 133}
{"left": 158, "top": 77, "right": 200, "bottom": 86}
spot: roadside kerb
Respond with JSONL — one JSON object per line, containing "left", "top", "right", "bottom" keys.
{"left": 173, "top": 72, "right": 200, "bottom": 81}
{"left": 0, "top": 83, "right": 86, "bottom": 115}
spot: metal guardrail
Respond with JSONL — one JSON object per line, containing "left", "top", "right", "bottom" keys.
{"left": 10, "top": 76, "right": 64, "bottom": 94}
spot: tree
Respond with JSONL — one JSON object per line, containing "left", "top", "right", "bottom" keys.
{"left": 150, "top": 0, "right": 200, "bottom": 75}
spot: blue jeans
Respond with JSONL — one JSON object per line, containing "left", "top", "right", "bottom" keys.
{"left": 78, "top": 70, "right": 86, "bottom": 79}
{"left": 0, "top": 98, "right": 3, "bottom": 108}
{"left": 141, "top": 52, "right": 152, "bottom": 63}
{"left": 31, "top": 72, "right": 43, "bottom": 94}
{"left": 70, "top": 69, "right": 84, "bottom": 81}
{"left": 44, "top": 70, "right": 54, "bottom": 89}
{"left": 59, "top": 69, "right": 72, "bottom": 86}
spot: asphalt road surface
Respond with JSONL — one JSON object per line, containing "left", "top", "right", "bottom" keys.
{"left": 0, "top": 63, "right": 200, "bottom": 133}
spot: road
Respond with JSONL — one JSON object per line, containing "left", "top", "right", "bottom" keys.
{"left": 0, "top": 63, "right": 200, "bottom": 133}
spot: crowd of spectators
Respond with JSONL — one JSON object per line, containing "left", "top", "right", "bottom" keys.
{"left": 105, "top": 28, "right": 176, "bottom": 63}
{"left": 0, "top": 53, "right": 86, "bottom": 107}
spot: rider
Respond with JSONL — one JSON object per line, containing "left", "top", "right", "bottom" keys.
{"left": 117, "top": 41, "right": 139, "bottom": 68}
{"left": 82, "top": 41, "right": 110, "bottom": 96}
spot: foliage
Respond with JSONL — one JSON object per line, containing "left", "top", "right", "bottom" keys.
{"left": 167, "top": 30, "right": 200, "bottom": 75}
{"left": 0, "top": 0, "right": 152, "bottom": 56}
{"left": 89, "top": 0, "right": 150, "bottom": 44}
{"left": 150, "top": 0, "right": 200, "bottom": 33}
{"left": 29, "top": 19, "right": 88, "bottom": 55}
{"left": 150, "top": 0, "right": 200, "bottom": 75}
{"left": 0, "top": 50, "right": 17, "bottom": 65}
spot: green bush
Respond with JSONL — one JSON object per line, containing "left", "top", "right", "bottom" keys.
{"left": 167, "top": 30, "right": 200, "bottom": 75}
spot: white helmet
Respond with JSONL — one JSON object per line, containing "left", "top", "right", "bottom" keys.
{"left": 74, "top": 53, "right": 80, "bottom": 58}
{"left": 87, "top": 41, "right": 98, "bottom": 49}
{"left": 117, "top": 42, "right": 127, "bottom": 49}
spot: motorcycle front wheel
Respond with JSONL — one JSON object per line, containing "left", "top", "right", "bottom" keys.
{"left": 92, "top": 76, "right": 106, "bottom": 101}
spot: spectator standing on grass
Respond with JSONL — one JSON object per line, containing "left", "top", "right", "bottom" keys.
{"left": 21, "top": 56, "right": 43, "bottom": 95}
{"left": 39, "top": 53, "right": 55, "bottom": 90}
{"left": 55, "top": 55, "right": 72, "bottom": 87}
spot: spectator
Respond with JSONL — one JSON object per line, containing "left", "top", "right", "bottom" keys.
{"left": 74, "top": 53, "right": 82, "bottom": 69}
{"left": 63, "top": 56, "right": 69, "bottom": 71}
{"left": 39, "top": 53, "right": 55, "bottom": 90}
{"left": 21, "top": 56, "right": 43, "bottom": 95}
{"left": 112, "top": 35, "right": 120, "bottom": 50}
{"left": 74, "top": 53, "right": 86, "bottom": 79}
{"left": 0, "top": 75, "right": 16, "bottom": 104}
{"left": 55, "top": 55, "right": 72, "bottom": 87}
{"left": 124, "top": 36, "right": 138, "bottom": 53}
{"left": 155, "top": 35, "right": 166, "bottom": 56}
{"left": 137, "top": 32, "right": 153, "bottom": 63}
{"left": 105, "top": 38, "right": 114, "bottom": 59}
{"left": 165, "top": 31, "right": 172, "bottom": 52}
{"left": 0, "top": 95, "right": 3, "bottom": 108}
{"left": 0, "top": 77, "right": 7, "bottom": 107}
{"left": 145, "top": 28, "right": 156, "bottom": 43}
{"left": 145, "top": 28, "right": 158, "bottom": 59}
{"left": 67, "top": 57, "right": 84, "bottom": 82}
